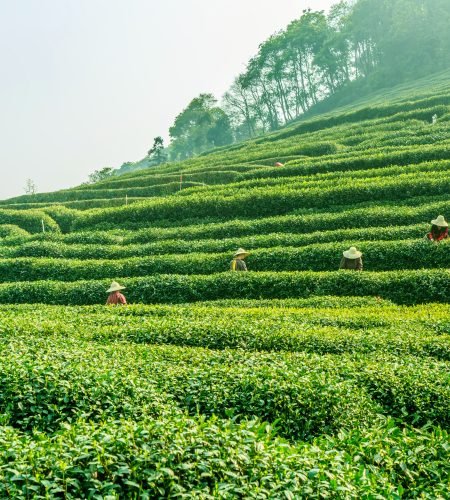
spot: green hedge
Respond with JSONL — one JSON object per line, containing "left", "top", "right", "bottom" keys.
{"left": 0, "top": 224, "right": 30, "bottom": 240}
{"left": 80, "top": 170, "right": 240, "bottom": 191}
{"left": 42, "top": 205, "right": 79, "bottom": 233}
{"left": 0, "top": 270, "right": 447, "bottom": 305}
{"left": 115, "top": 197, "right": 450, "bottom": 243}
{"left": 265, "top": 101, "right": 450, "bottom": 141}
{"left": 244, "top": 144, "right": 450, "bottom": 180}
{"left": 1, "top": 181, "right": 204, "bottom": 205}
{"left": 72, "top": 172, "right": 450, "bottom": 230}
{"left": 181, "top": 159, "right": 449, "bottom": 198}
{"left": 0, "top": 209, "right": 59, "bottom": 234}
{"left": 0, "top": 239, "right": 447, "bottom": 280}
{"left": 1, "top": 224, "right": 428, "bottom": 259}
{"left": 1, "top": 415, "right": 450, "bottom": 497}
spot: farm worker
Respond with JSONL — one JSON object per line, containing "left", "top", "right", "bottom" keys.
{"left": 339, "top": 246, "right": 363, "bottom": 271}
{"left": 106, "top": 281, "right": 127, "bottom": 305}
{"left": 426, "top": 215, "right": 448, "bottom": 242}
{"left": 230, "top": 248, "right": 249, "bottom": 271}
{"left": 274, "top": 162, "right": 284, "bottom": 167}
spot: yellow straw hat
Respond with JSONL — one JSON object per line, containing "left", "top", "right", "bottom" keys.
{"left": 431, "top": 215, "right": 448, "bottom": 227}
{"left": 106, "top": 281, "right": 126, "bottom": 293}
{"left": 234, "top": 248, "right": 249, "bottom": 258}
{"left": 343, "top": 246, "right": 362, "bottom": 259}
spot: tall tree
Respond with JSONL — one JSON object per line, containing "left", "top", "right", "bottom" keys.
{"left": 168, "top": 94, "right": 233, "bottom": 160}
{"left": 147, "top": 136, "right": 168, "bottom": 166}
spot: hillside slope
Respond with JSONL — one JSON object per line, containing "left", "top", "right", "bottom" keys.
{"left": 0, "top": 70, "right": 449, "bottom": 496}
{"left": 0, "top": 69, "right": 448, "bottom": 305}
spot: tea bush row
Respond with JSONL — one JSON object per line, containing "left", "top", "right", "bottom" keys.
{"left": 79, "top": 169, "right": 240, "bottom": 191}
{"left": 92, "top": 195, "right": 450, "bottom": 243}
{"left": 72, "top": 171, "right": 450, "bottom": 230}
{"left": 0, "top": 336, "right": 379, "bottom": 438}
{"left": 2, "top": 194, "right": 443, "bottom": 247}
{"left": 0, "top": 224, "right": 30, "bottom": 241}
{"left": 0, "top": 270, "right": 447, "bottom": 305}
{"left": 2, "top": 332, "right": 450, "bottom": 436}
{"left": 0, "top": 224, "right": 427, "bottom": 259}
{"left": 242, "top": 143, "right": 450, "bottom": 180}
{"left": 178, "top": 159, "right": 450, "bottom": 198}
{"left": 6, "top": 302, "right": 446, "bottom": 360}
{"left": 2, "top": 415, "right": 450, "bottom": 497}
{"left": 1, "top": 181, "right": 204, "bottom": 205}
{"left": 0, "top": 238, "right": 447, "bottom": 282}
{"left": 0, "top": 208, "right": 59, "bottom": 233}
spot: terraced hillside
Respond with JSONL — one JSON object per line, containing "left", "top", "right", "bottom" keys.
{"left": 0, "top": 70, "right": 449, "bottom": 496}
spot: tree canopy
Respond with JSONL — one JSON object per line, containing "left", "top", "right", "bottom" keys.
{"left": 163, "top": 0, "right": 450, "bottom": 161}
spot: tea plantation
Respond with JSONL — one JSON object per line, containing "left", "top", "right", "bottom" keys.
{"left": 0, "top": 70, "right": 449, "bottom": 497}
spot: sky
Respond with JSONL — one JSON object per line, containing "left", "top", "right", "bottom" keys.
{"left": 0, "top": 0, "right": 335, "bottom": 200}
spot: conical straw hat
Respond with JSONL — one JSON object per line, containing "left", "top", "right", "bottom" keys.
{"left": 234, "top": 248, "right": 249, "bottom": 257}
{"left": 106, "top": 281, "right": 126, "bottom": 293}
{"left": 431, "top": 215, "right": 448, "bottom": 227}
{"left": 343, "top": 246, "right": 362, "bottom": 259}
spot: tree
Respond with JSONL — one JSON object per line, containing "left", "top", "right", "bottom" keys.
{"left": 147, "top": 136, "right": 168, "bottom": 165}
{"left": 87, "top": 167, "right": 114, "bottom": 184}
{"left": 24, "top": 178, "right": 37, "bottom": 195}
{"left": 168, "top": 94, "right": 233, "bottom": 160}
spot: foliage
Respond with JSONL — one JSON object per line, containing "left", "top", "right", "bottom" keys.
{"left": 146, "top": 136, "right": 168, "bottom": 166}
{"left": 0, "top": 59, "right": 448, "bottom": 498}
{"left": 0, "top": 208, "right": 60, "bottom": 233}
{"left": 168, "top": 94, "right": 233, "bottom": 160}
{"left": 87, "top": 167, "right": 115, "bottom": 184}
{"left": 0, "top": 270, "right": 448, "bottom": 305}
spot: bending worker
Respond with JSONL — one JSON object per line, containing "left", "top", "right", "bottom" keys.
{"left": 230, "top": 248, "right": 249, "bottom": 271}
{"left": 340, "top": 246, "right": 363, "bottom": 271}
{"left": 106, "top": 281, "right": 127, "bottom": 305}
{"left": 426, "top": 215, "right": 448, "bottom": 242}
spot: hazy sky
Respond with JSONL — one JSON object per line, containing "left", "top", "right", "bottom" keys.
{"left": 0, "top": 0, "right": 335, "bottom": 200}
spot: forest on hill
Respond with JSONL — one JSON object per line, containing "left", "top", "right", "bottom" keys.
{"left": 113, "top": 0, "right": 450, "bottom": 175}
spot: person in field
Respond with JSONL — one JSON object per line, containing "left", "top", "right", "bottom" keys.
{"left": 106, "top": 281, "right": 127, "bottom": 305}
{"left": 426, "top": 215, "right": 448, "bottom": 242}
{"left": 230, "top": 248, "right": 249, "bottom": 271}
{"left": 339, "top": 246, "right": 363, "bottom": 271}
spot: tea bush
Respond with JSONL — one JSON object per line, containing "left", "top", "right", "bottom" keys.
{"left": 0, "top": 69, "right": 448, "bottom": 497}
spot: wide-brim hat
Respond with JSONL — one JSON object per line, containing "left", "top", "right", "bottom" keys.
{"left": 431, "top": 215, "right": 448, "bottom": 227}
{"left": 106, "top": 281, "right": 126, "bottom": 293}
{"left": 234, "top": 248, "right": 249, "bottom": 258}
{"left": 343, "top": 246, "right": 362, "bottom": 259}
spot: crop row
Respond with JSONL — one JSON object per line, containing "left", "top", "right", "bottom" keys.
{"left": 0, "top": 181, "right": 205, "bottom": 205}
{"left": 0, "top": 238, "right": 447, "bottom": 282}
{"left": 77, "top": 169, "right": 241, "bottom": 191}
{"left": 0, "top": 195, "right": 446, "bottom": 247}
{"left": 0, "top": 269, "right": 447, "bottom": 305}
{"left": 73, "top": 170, "right": 450, "bottom": 230}
{"left": 14, "top": 147, "right": 448, "bottom": 210}
{"left": 0, "top": 224, "right": 428, "bottom": 259}
{"left": 0, "top": 192, "right": 439, "bottom": 245}
{"left": 2, "top": 302, "right": 448, "bottom": 359}
{"left": 0, "top": 208, "right": 59, "bottom": 233}
{"left": 0, "top": 335, "right": 375, "bottom": 437}
{"left": 259, "top": 97, "right": 450, "bottom": 142}
{"left": 243, "top": 143, "right": 450, "bottom": 180}
{"left": 2, "top": 415, "right": 450, "bottom": 497}
{"left": 179, "top": 159, "right": 450, "bottom": 198}
{"left": 0, "top": 224, "right": 30, "bottom": 240}
{"left": 2, "top": 331, "right": 450, "bottom": 439}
